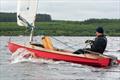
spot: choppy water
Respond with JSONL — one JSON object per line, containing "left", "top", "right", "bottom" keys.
{"left": 0, "top": 36, "right": 120, "bottom": 80}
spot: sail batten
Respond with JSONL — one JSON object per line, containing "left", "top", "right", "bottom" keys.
{"left": 17, "top": 0, "right": 38, "bottom": 27}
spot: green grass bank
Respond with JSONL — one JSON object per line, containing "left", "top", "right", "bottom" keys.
{"left": 0, "top": 19, "right": 120, "bottom": 36}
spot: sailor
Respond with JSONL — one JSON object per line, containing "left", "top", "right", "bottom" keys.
{"left": 73, "top": 27, "right": 107, "bottom": 54}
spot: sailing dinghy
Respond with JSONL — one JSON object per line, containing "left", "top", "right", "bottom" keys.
{"left": 8, "top": 0, "right": 120, "bottom": 68}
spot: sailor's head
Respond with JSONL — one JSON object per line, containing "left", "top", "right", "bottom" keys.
{"left": 96, "top": 27, "right": 104, "bottom": 36}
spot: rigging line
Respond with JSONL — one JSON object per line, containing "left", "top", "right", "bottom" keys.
{"left": 51, "top": 37, "right": 96, "bottom": 54}
{"left": 51, "top": 37, "right": 76, "bottom": 50}
{"left": 63, "top": 42, "right": 90, "bottom": 50}
{"left": 18, "top": 15, "right": 33, "bottom": 28}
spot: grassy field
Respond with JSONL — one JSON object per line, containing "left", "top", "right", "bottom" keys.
{"left": 0, "top": 19, "right": 120, "bottom": 36}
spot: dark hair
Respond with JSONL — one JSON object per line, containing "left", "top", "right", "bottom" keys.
{"left": 96, "top": 27, "right": 104, "bottom": 33}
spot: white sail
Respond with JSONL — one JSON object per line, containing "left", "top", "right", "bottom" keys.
{"left": 17, "top": 0, "right": 38, "bottom": 26}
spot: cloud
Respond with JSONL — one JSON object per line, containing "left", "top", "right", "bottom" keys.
{"left": 0, "top": 0, "right": 119, "bottom": 21}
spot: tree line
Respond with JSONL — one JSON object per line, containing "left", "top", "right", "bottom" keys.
{"left": 0, "top": 12, "right": 52, "bottom": 22}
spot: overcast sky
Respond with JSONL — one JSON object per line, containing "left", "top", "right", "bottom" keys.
{"left": 0, "top": 0, "right": 120, "bottom": 21}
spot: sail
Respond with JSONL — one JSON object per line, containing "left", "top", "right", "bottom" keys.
{"left": 17, "top": 0, "right": 38, "bottom": 27}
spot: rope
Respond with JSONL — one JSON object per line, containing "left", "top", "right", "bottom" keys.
{"left": 51, "top": 37, "right": 92, "bottom": 54}
{"left": 51, "top": 37, "right": 76, "bottom": 50}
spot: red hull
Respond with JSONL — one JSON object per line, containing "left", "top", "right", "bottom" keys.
{"left": 8, "top": 42, "right": 111, "bottom": 68}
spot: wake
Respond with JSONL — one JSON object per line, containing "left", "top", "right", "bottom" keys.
{"left": 9, "top": 48, "right": 60, "bottom": 64}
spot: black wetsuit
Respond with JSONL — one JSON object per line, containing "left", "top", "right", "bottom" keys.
{"left": 74, "top": 35, "right": 107, "bottom": 54}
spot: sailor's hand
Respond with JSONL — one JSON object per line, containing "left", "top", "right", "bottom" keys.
{"left": 85, "top": 40, "right": 94, "bottom": 44}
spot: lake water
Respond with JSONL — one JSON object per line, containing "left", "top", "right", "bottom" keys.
{"left": 0, "top": 36, "right": 120, "bottom": 80}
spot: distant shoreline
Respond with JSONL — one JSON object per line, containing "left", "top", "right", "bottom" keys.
{"left": 0, "top": 19, "right": 120, "bottom": 36}
{"left": 0, "top": 35, "right": 120, "bottom": 37}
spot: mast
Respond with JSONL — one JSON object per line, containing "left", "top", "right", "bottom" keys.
{"left": 17, "top": 0, "right": 38, "bottom": 43}
{"left": 29, "top": 0, "right": 38, "bottom": 43}
{"left": 29, "top": 26, "right": 34, "bottom": 43}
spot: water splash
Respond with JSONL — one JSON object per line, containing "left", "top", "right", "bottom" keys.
{"left": 9, "top": 48, "right": 58, "bottom": 64}
{"left": 9, "top": 48, "right": 33, "bottom": 63}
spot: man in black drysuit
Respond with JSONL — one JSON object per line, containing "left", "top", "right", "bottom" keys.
{"left": 73, "top": 27, "right": 107, "bottom": 54}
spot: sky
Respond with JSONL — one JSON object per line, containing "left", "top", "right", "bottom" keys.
{"left": 0, "top": 0, "right": 120, "bottom": 21}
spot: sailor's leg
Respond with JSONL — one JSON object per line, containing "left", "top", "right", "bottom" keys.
{"left": 73, "top": 49, "right": 84, "bottom": 54}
